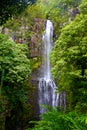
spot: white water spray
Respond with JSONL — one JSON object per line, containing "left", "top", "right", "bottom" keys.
{"left": 38, "top": 20, "right": 59, "bottom": 114}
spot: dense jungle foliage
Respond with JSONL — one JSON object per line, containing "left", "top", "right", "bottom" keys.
{"left": 0, "top": 0, "right": 36, "bottom": 25}
{"left": 0, "top": 0, "right": 87, "bottom": 130}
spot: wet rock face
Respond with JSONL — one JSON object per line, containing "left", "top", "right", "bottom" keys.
{"left": 29, "top": 79, "right": 40, "bottom": 119}
{"left": 28, "top": 19, "right": 45, "bottom": 119}
{"left": 33, "top": 18, "right": 45, "bottom": 32}
{"left": 1, "top": 18, "right": 45, "bottom": 59}
{"left": 68, "top": 7, "right": 80, "bottom": 18}
{"left": 29, "top": 18, "right": 45, "bottom": 58}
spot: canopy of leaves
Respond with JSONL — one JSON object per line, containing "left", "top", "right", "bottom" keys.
{"left": 51, "top": 0, "right": 87, "bottom": 112}
{"left": 0, "top": 34, "right": 31, "bottom": 83}
{"left": 79, "top": 0, "right": 87, "bottom": 14}
{"left": 0, "top": 33, "right": 31, "bottom": 113}
{"left": 0, "top": 0, "right": 36, "bottom": 25}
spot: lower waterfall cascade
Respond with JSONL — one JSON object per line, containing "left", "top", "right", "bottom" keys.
{"left": 38, "top": 20, "right": 59, "bottom": 114}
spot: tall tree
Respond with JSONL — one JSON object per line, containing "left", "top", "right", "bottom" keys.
{"left": 0, "top": 0, "right": 36, "bottom": 25}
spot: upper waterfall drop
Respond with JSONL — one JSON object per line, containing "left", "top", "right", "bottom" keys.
{"left": 38, "top": 20, "right": 59, "bottom": 114}
{"left": 42, "top": 20, "right": 54, "bottom": 80}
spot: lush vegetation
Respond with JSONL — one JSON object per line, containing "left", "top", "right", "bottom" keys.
{"left": 51, "top": 0, "right": 87, "bottom": 113}
{"left": 0, "top": 33, "right": 32, "bottom": 129}
{"left": 0, "top": 0, "right": 87, "bottom": 129}
{"left": 30, "top": 0, "right": 87, "bottom": 130}
{"left": 0, "top": 0, "right": 36, "bottom": 25}
{"left": 27, "top": 109, "right": 87, "bottom": 130}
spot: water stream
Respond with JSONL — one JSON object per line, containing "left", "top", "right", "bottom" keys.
{"left": 38, "top": 20, "right": 59, "bottom": 114}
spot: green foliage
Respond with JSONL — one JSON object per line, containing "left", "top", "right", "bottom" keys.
{"left": 27, "top": 109, "right": 87, "bottom": 130}
{"left": 80, "top": 0, "right": 87, "bottom": 14}
{"left": 0, "top": 34, "right": 31, "bottom": 84}
{"left": 0, "top": 0, "right": 36, "bottom": 25}
{"left": 0, "top": 33, "right": 32, "bottom": 129}
{"left": 36, "top": 0, "right": 81, "bottom": 40}
{"left": 4, "top": 3, "right": 45, "bottom": 48}
{"left": 0, "top": 0, "right": 86, "bottom": 129}
{"left": 0, "top": 33, "right": 35, "bottom": 130}
{"left": 51, "top": 1, "right": 87, "bottom": 112}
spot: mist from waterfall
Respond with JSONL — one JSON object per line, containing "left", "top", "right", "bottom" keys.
{"left": 38, "top": 20, "right": 59, "bottom": 114}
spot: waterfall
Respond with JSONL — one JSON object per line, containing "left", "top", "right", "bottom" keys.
{"left": 38, "top": 20, "right": 59, "bottom": 114}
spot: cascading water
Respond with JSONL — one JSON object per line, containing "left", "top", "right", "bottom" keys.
{"left": 38, "top": 20, "right": 59, "bottom": 114}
